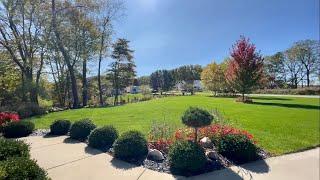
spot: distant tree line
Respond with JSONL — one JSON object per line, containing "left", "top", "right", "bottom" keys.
{"left": 139, "top": 65, "right": 202, "bottom": 95}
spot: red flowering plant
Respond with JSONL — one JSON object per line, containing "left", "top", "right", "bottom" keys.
{"left": 0, "top": 112, "right": 20, "bottom": 131}
{"left": 199, "top": 124, "right": 256, "bottom": 144}
{"left": 174, "top": 124, "right": 256, "bottom": 145}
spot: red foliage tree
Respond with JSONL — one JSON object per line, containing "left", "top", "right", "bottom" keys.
{"left": 226, "top": 36, "right": 264, "bottom": 101}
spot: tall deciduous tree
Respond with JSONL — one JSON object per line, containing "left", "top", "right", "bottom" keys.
{"left": 108, "top": 38, "right": 135, "bottom": 105}
{"left": 291, "top": 40, "right": 319, "bottom": 87}
{"left": 201, "top": 62, "right": 225, "bottom": 96}
{"left": 0, "top": 0, "right": 47, "bottom": 104}
{"left": 226, "top": 37, "right": 264, "bottom": 101}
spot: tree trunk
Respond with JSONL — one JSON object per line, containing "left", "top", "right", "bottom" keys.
{"left": 98, "top": 32, "right": 105, "bottom": 106}
{"left": 306, "top": 69, "right": 310, "bottom": 87}
{"left": 194, "top": 127, "right": 198, "bottom": 143}
{"left": 51, "top": 0, "right": 79, "bottom": 108}
{"left": 82, "top": 58, "right": 88, "bottom": 107}
{"left": 242, "top": 93, "right": 245, "bottom": 102}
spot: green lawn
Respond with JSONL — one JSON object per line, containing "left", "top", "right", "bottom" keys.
{"left": 29, "top": 95, "right": 320, "bottom": 155}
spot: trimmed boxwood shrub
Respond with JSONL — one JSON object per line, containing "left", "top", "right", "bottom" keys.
{"left": 0, "top": 138, "right": 30, "bottom": 161}
{"left": 217, "top": 134, "right": 258, "bottom": 164}
{"left": 50, "top": 119, "right": 71, "bottom": 135}
{"left": 0, "top": 157, "right": 49, "bottom": 180}
{"left": 2, "top": 121, "right": 35, "bottom": 138}
{"left": 88, "top": 126, "right": 118, "bottom": 151}
{"left": 69, "top": 119, "right": 96, "bottom": 141}
{"left": 168, "top": 140, "right": 207, "bottom": 175}
{"left": 113, "top": 130, "right": 148, "bottom": 162}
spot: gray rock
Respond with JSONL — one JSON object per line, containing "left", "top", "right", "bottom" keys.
{"left": 200, "top": 137, "right": 213, "bottom": 148}
{"left": 206, "top": 150, "right": 219, "bottom": 160}
{"left": 147, "top": 149, "right": 164, "bottom": 161}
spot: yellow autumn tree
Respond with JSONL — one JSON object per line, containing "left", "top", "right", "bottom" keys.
{"left": 201, "top": 62, "right": 226, "bottom": 96}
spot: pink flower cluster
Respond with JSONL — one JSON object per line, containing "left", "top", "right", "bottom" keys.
{"left": 0, "top": 112, "right": 20, "bottom": 126}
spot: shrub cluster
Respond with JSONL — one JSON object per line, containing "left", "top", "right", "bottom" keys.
{"left": 2, "top": 121, "right": 35, "bottom": 138}
{"left": 168, "top": 140, "right": 207, "bottom": 175}
{"left": 254, "top": 87, "right": 320, "bottom": 95}
{"left": 88, "top": 126, "right": 118, "bottom": 151}
{"left": 0, "top": 138, "right": 30, "bottom": 161}
{"left": 16, "top": 103, "right": 46, "bottom": 119}
{"left": 217, "top": 134, "right": 258, "bottom": 163}
{"left": 0, "top": 157, "right": 48, "bottom": 180}
{"left": 50, "top": 119, "right": 71, "bottom": 135}
{"left": 113, "top": 130, "right": 148, "bottom": 162}
{"left": 69, "top": 119, "right": 96, "bottom": 141}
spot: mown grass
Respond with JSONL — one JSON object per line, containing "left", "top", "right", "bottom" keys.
{"left": 29, "top": 95, "right": 320, "bottom": 155}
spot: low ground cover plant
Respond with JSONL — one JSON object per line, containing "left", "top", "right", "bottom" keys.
{"left": 69, "top": 119, "right": 96, "bottom": 141}
{"left": 88, "top": 125, "right": 118, "bottom": 151}
{"left": 2, "top": 121, "right": 35, "bottom": 138}
{"left": 168, "top": 140, "right": 207, "bottom": 176}
{"left": 0, "top": 157, "right": 49, "bottom": 180}
{"left": 50, "top": 119, "right": 71, "bottom": 135}
{"left": 113, "top": 130, "right": 148, "bottom": 162}
{"left": 0, "top": 138, "right": 30, "bottom": 161}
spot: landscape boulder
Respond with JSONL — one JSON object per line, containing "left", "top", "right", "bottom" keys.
{"left": 147, "top": 149, "right": 164, "bottom": 161}
{"left": 200, "top": 137, "right": 213, "bottom": 148}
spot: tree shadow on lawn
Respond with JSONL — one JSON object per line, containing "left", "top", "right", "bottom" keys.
{"left": 250, "top": 97, "right": 291, "bottom": 101}
{"left": 249, "top": 101, "right": 319, "bottom": 110}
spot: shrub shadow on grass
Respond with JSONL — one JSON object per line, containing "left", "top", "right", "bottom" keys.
{"left": 250, "top": 101, "right": 319, "bottom": 110}
{"left": 84, "top": 146, "right": 103, "bottom": 155}
{"left": 110, "top": 158, "right": 138, "bottom": 170}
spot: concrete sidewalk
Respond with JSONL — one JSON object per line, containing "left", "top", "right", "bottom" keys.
{"left": 20, "top": 136, "right": 320, "bottom": 180}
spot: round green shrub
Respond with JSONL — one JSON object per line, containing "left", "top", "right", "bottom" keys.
{"left": 2, "top": 121, "right": 35, "bottom": 138}
{"left": 113, "top": 130, "right": 148, "bottom": 162}
{"left": 168, "top": 140, "right": 207, "bottom": 175}
{"left": 0, "top": 157, "right": 49, "bottom": 180}
{"left": 217, "top": 134, "right": 258, "bottom": 163}
{"left": 182, "top": 107, "right": 213, "bottom": 128}
{"left": 0, "top": 138, "right": 30, "bottom": 161}
{"left": 50, "top": 119, "right": 71, "bottom": 135}
{"left": 88, "top": 126, "right": 118, "bottom": 151}
{"left": 69, "top": 119, "right": 96, "bottom": 141}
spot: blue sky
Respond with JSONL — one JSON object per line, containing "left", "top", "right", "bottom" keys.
{"left": 98, "top": 0, "right": 319, "bottom": 77}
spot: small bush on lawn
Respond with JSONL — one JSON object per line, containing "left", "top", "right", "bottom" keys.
{"left": 2, "top": 121, "right": 35, "bottom": 138}
{"left": 0, "top": 157, "right": 49, "bottom": 180}
{"left": 168, "top": 140, "right": 207, "bottom": 175}
{"left": 217, "top": 134, "right": 258, "bottom": 164}
{"left": 0, "top": 138, "right": 30, "bottom": 161}
{"left": 88, "top": 126, "right": 118, "bottom": 151}
{"left": 69, "top": 119, "right": 96, "bottom": 141}
{"left": 50, "top": 119, "right": 71, "bottom": 135}
{"left": 16, "top": 103, "right": 46, "bottom": 119}
{"left": 113, "top": 130, "right": 148, "bottom": 162}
